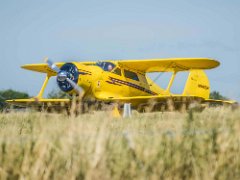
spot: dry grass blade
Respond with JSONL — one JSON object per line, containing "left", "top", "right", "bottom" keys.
{"left": 0, "top": 107, "right": 239, "bottom": 179}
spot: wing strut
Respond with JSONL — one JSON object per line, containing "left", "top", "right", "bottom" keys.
{"left": 166, "top": 71, "right": 177, "bottom": 92}
{"left": 36, "top": 75, "right": 51, "bottom": 98}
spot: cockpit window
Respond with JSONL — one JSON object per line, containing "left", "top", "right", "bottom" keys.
{"left": 96, "top": 62, "right": 116, "bottom": 72}
{"left": 124, "top": 69, "right": 139, "bottom": 81}
{"left": 112, "top": 68, "right": 122, "bottom": 76}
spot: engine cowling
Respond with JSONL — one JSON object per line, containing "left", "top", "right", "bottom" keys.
{"left": 57, "top": 63, "right": 79, "bottom": 92}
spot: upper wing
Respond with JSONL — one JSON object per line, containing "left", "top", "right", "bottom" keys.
{"left": 117, "top": 58, "right": 220, "bottom": 73}
{"left": 21, "top": 58, "right": 219, "bottom": 74}
{"left": 21, "top": 61, "right": 95, "bottom": 75}
{"left": 21, "top": 63, "right": 65, "bottom": 76}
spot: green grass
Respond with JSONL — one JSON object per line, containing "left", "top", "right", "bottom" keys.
{"left": 0, "top": 107, "right": 240, "bottom": 179}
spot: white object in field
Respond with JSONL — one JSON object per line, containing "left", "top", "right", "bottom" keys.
{"left": 123, "top": 103, "right": 132, "bottom": 118}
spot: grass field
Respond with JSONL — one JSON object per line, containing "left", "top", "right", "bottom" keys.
{"left": 0, "top": 107, "right": 240, "bottom": 180}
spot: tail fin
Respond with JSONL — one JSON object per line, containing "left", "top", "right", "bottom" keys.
{"left": 183, "top": 70, "right": 210, "bottom": 99}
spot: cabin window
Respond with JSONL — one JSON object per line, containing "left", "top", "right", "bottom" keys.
{"left": 96, "top": 62, "right": 116, "bottom": 72}
{"left": 124, "top": 70, "right": 139, "bottom": 81}
{"left": 112, "top": 68, "right": 122, "bottom": 76}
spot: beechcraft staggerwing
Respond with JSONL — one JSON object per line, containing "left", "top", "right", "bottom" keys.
{"left": 6, "top": 58, "right": 236, "bottom": 113}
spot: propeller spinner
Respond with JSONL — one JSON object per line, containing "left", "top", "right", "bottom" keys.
{"left": 45, "top": 58, "right": 81, "bottom": 94}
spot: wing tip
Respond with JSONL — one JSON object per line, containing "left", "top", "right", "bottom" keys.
{"left": 209, "top": 58, "right": 220, "bottom": 69}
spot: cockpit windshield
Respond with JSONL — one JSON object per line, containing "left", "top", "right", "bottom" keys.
{"left": 96, "top": 61, "right": 116, "bottom": 72}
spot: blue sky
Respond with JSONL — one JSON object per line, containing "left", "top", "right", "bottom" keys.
{"left": 0, "top": 0, "right": 239, "bottom": 101}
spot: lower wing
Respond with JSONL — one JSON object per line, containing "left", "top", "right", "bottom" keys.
{"left": 6, "top": 98, "right": 70, "bottom": 108}
{"left": 6, "top": 96, "right": 237, "bottom": 111}
{"left": 203, "top": 99, "right": 237, "bottom": 105}
{"left": 100, "top": 95, "right": 236, "bottom": 107}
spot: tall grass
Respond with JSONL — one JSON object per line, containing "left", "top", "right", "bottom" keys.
{"left": 0, "top": 107, "right": 239, "bottom": 179}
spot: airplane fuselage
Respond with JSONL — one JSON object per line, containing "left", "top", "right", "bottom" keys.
{"left": 66, "top": 61, "right": 168, "bottom": 101}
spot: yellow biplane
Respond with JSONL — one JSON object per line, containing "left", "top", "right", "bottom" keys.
{"left": 6, "top": 58, "right": 236, "bottom": 113}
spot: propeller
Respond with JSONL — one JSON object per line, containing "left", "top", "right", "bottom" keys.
{"left": 66, "top": 78, "right": 82, "bottom": 93}
{"left": 44, "top": 57, "right": 61, "bottom": 73}
{"left": 44, "top": 57, "right": 82, "bottom": 94}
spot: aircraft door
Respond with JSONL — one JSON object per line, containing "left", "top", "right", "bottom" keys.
{"left": 107, "top": 67, "right": 127, "bottom": 97}
{"left": 93, "top": 63, "right": 128, "bottom": 99}
{"left": 123, "top": 69, "right": 145, "bottom": 96}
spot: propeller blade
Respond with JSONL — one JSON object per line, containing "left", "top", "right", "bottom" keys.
{"left": 44, "top": 57, "right": 61, "bottom": 73}
{"left": 66, "top": 78, "right": 82, "bottom": 94}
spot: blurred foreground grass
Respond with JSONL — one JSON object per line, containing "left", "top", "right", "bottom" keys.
{"left": 0, "top": 107, "right": 240, "bottom": 180}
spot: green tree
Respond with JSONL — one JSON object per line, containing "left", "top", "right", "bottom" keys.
{"left": 0, "top": 94, "right": 6, "bottom": 111}
{"left": 47, "top": 89, "right": 70, "bottom": 99}
{"left": 210, "top": 91, "right": 228, "bottom": 100}
{"left": 0, "top": 89, "right": 29, "bottom": 111}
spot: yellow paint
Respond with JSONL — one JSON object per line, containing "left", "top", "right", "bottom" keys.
{"left": 36, "top": 75, "right": 51, "bottom": 98}
{"left": 6, "top": 98, "right": 70, "bottom": 107}
{"left": 111, "top": 104, "right": 121, "bottom": 118}
{"left": 183, "top": 70, "right": 210, "bottom": 99}
{"left": 118, "top": 58, "right": 220, "bottom": 72}
{"left": 166, "top": 71, "right": 177, "bottom": 92}
{"left": 7, "top": 58, "right": 235, "bottom": 108}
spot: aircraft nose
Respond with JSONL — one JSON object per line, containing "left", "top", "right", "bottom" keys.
{"left": 56, "top": 63, "right": 79, "bottom": 92}
{"left": 57, "top": 71, "right": 68, "bottom": 82}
